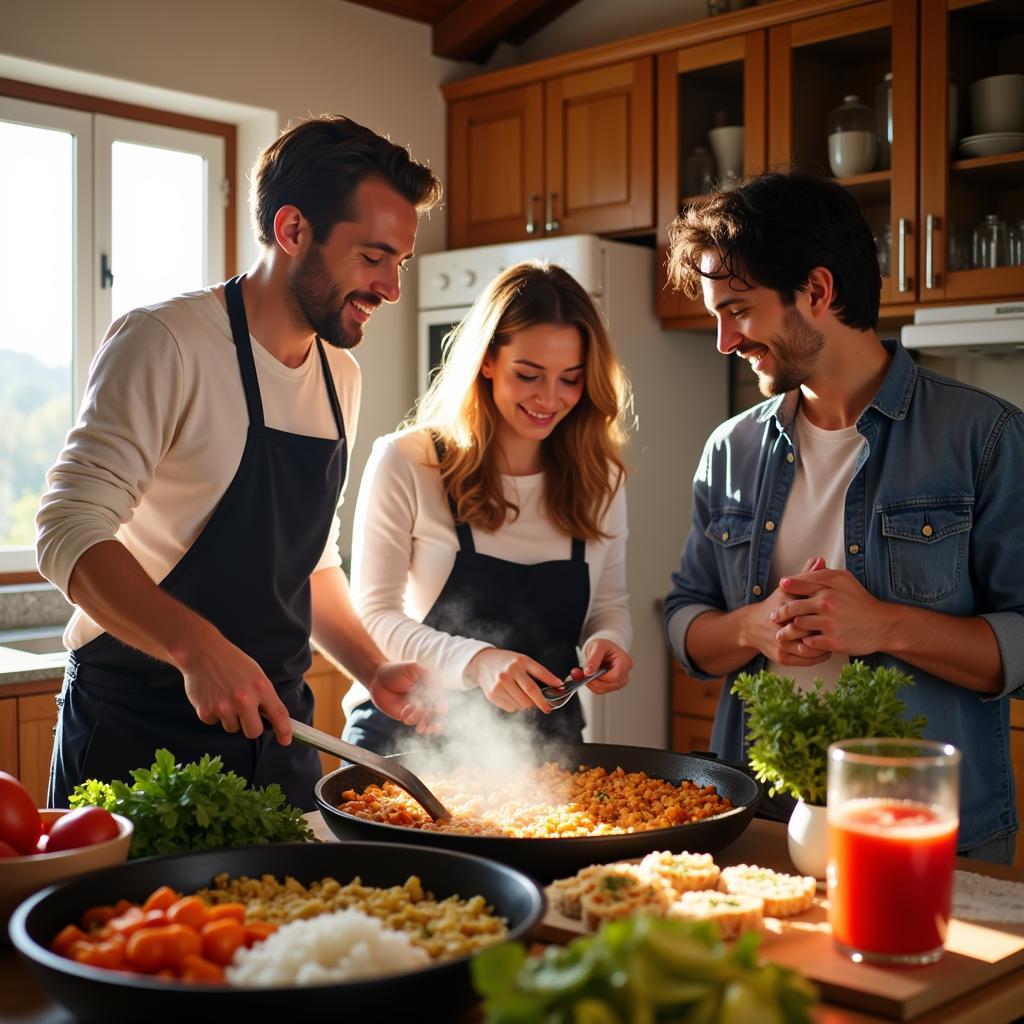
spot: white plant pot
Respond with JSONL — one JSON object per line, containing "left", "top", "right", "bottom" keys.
{"left": 787, "top": 799, "right": 829, "bottom": 879}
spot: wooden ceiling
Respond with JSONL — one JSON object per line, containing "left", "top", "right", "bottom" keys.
{"left": 343, "top": 0, "right": 584, "bottom": 61}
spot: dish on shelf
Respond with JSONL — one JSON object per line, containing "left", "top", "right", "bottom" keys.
{"left": 958, "top": 132, "right": 1024, "bottom": 159}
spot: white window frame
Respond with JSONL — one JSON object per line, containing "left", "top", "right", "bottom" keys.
{"left": 0, "top": 98, "right": 227, "bottom": 574}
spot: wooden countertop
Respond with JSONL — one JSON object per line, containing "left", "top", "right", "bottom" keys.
{"left": 3, "top": 818, "right": 1022, "bottom": 1023}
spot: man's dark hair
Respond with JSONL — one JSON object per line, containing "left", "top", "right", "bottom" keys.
{"left": 250, "top": 114, "right": 443, "bottom": 248}
{"left": 666, "top": 171, "right": 881, "bottom": 330}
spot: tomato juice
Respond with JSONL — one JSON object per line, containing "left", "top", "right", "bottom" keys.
{"left": 828, "top": 798, "right": 958, "bottom": 960}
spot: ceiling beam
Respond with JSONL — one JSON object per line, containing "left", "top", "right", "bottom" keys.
{"left": 433, "top": 0, "right": 561, "bottom": 61}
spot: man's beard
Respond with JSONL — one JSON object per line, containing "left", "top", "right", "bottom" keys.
{"left": 754, "top": 305, "right": 826, "bottom": 397}
{"left": 288, "top": 244, "right": 376, "bottom": 350}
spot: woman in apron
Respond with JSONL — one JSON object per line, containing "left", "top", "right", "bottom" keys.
{"left": 343, "top": 262, "right": 634, "bottom": 753}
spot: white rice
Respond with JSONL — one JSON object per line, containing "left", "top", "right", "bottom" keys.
{"left": 225, "top": 907, "right": 431, "bottom": 987}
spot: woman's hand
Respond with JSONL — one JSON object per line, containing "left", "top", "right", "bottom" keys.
{"left": 572, "top": 639, "right": 633, "bottom": 695}
{"left": 367, "top": 662, "right": 447, "bottom": 734}
{"left": 467, "top": 648, "right": 562, "bottom": 714}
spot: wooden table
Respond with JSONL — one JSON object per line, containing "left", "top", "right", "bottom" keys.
{"left": 3, "top": 818, "right": 1022, "bottom": 1023}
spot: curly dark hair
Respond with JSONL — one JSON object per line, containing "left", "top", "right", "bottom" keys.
{"left": 666, "top": 172, "right": 881, "bottom": 330}
{"left": 250, "top": 114, "right": 442, "bottom": 248}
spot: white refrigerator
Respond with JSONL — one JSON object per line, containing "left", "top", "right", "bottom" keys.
{"left": 417, "top": 235, "right": 727, "bottom": 748}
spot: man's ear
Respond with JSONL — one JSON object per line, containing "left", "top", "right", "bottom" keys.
{"left": 803, "top": 266, "right": 835, "bottom": 319}
{"left": 272, "top": 205, "right": 310, "bottom": 257}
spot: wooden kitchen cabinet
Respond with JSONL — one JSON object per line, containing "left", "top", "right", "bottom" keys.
{"left": 918, "top": 0, "right": 1024, "bottom": 304}
{"left": 447, "top": 57, "right": 654, "bottom": 249}
{"left": 670, "top": 659, "right": 724, "bottom": 757}
{"left": 656, "top": 32, "right": 768, "bottom": 324}
{"left": 306, "top": 649, "right": 353, "bottom": 775}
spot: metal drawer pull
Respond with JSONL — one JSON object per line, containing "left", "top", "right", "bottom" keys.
{"left": 545, "top": 192, "right": 560, "bottom": 232}
{"left": 898, "top": 217, "right": 911, "bottom": 293}
{"left": 525, "top": 193, "right": 539, "bottom": 234}
{"left": 925, "top": 213, "right": 937, "bottom": 290}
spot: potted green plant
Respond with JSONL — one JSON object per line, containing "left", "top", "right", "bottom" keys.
{"left": 731, "top": 660, "right": 926, "bottom": 877}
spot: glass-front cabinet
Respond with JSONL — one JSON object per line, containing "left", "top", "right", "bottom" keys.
{"left": 656, "top": 32, "right": 767, "bottom": 323}
{"left": 768, "top": 1, "right": 918, "bottom": 308}
{"left": 919, "top": 0, "right": 1024, "bottom": 303}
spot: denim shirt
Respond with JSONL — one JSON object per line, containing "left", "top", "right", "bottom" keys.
{"left": 665, "top": 339, "right": 1024, "bottom": 850}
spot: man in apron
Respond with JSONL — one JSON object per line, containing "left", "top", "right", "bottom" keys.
{"left": 37, "top": 115, "right": 444, "bottom": 810}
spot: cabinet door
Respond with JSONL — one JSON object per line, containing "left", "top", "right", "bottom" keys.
{"left": 448, "top": 84, "right": 544, "bottom": 249}
{"left": 919, "top": 0, "right": 1024, "bottom": 303}
{"left": 306, "top": 651, "right": 352, "bottom": 775}
{"left": 18, "top": 691, "right": 59, "bottom": 807}
{"left": 545, "top": 58, "right": 654, "bottom": 237}
{"left": 0, "top": 698, "right": 17, "bottom": 777}
{"left": 656, "top": 34, "right": 767, "bottom": 326}
{"left": 769, "top": 1, "right": 919, "bottom": 307}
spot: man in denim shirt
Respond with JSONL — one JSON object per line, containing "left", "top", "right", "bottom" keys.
{"left": 663, "top": 173, "right": 1024, "bottom": 863}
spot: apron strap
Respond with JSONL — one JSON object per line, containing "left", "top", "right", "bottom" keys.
{"left": 431, "top": 432, "right": 476, "bottom": 554}
{"left": 314, "top": 337, "right": 345, "bottom": 439}
{"left": 571, "top": 537, "right": 586, "bottom": 562}
{"left": 224, "top": 276, "right": 266, "bottom": 429}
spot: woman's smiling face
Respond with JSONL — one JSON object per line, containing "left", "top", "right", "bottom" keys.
{"left": 481, "top": 322, "right": 586, "bottom": 457}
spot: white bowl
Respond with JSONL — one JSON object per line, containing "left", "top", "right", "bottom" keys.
{"left": 958, "top": 132, "right": 1024, "bottom": 158}
{"left": 970, "top": 74, "right": 1024, "bottom": 134}
{"left": 1, "top": 809, "right": 133, "bottom": 939}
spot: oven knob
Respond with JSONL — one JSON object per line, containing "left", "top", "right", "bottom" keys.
{"left": 460, "top": 270, "right": 477, "bottom": 288}
{"left": 433, "top": 272, "right": 450, "bottom": 291}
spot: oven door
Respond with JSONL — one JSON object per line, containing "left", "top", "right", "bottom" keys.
{"left": 417, "top": 305, "right": 470, "bottom": 395}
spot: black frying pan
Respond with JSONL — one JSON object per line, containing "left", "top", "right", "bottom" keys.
{"left": 9, "top": 841, "right": 544, "bottom": 1023}
{"left": 315, "top": 743, "right": 763, "bottom": 883}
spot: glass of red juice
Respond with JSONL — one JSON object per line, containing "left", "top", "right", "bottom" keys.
{"left": 827, "top": 738, "right": 960, "bottom": 966}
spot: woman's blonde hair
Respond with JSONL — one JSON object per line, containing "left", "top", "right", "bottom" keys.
{"left": 411, "top": 261, "right": 632, "bottom": 541}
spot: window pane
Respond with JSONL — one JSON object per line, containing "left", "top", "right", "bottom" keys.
{"left": 111, "top": 142, "right": 206, "bottom": 320}
{"left": 0, "top": 121, "right": 74, "bottom": 547}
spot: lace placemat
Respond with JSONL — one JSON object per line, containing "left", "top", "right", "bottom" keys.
{"left": 953, "top": 870, "right": 1024, "bottom": 924}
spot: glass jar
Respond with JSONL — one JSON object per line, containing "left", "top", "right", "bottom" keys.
{"left": 683, "top": 146, "right": 717, "bottom": 198}
{"left": 875, "top": 73, "right": 893, "bottom": 170}
{"left": 827, "top": 95, "right": 877, "bottom": 177}
{"left": 972, "top": 214, "right": 1011, "bottom": 269}
{"left": 1010, "top": 221, "right": 1024, "bottom": 268}
{"left": 948, "top": 225, "right": 971, "bottom": 272}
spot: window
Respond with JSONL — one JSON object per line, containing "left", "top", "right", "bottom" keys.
{"left": 0, "top": 88, "right": 231, "bottom": 573}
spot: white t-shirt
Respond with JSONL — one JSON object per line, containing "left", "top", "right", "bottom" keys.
{"left": 36, "top": 287, "right": 362, "bottom": 651}
{"left": 766, "top": 407, "right": 865, "bottom": 691}
{"left": 344, "top": 428, "right": 633, "bottom": 715}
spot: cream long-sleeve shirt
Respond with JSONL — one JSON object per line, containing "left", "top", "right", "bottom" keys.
{"left": 36, "top": 287, "right": 361, "bottom": 652}
{"left": 344, "top": 428, "right": 632, "bottom": 717}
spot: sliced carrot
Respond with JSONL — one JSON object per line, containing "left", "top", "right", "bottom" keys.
{"left": 179, "top": 953, "right": 225, "bottom": 983}
{"left": 242, "top": 921, "right": 278, "bottom": 947}
{"left": 166, "top": 896, "right": 208, "bottom": 930}
{"left": 107, "top": 906, "right": 148, "bottom": 937}
{"left": 204, "top": 902, "right": 246, "bottom": 924}
{"left": 51, "top": 924, "right": 89, "bottom": 955}
{"left": 112, "top": 899, "right": 133, "bottom": 915}
{"left": 142, "top": 886, "right": 180, "bottom": 913}
{"left": 200, "top": 918, "right": 246, "bottom": 966}
{"left": 80, "top": 905, "right": 117, "bottom": 931}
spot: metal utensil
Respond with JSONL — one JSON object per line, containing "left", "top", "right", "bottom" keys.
{"left": 540, "top": 667, "right": 609, "bottom": 710}
{"left": 288, "top": 717, "right": 451, "bottom": 822}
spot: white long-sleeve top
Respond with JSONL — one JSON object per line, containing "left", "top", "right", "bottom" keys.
{"left": 36, "top": 287, "right": 361, "bottom": 652}
{"left": 344, "top": 428, "right": 632, "bottom": 716}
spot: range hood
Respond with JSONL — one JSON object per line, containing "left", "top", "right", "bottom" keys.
{"left": 901, "top": 301, "right": 1024, "bottom": 358}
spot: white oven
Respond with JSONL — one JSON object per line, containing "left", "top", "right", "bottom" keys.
{"left": 416, "top": 236, "right": 727, "bottom": 749}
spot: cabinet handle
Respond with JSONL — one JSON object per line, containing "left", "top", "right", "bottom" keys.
{"left": 545, "top": 192, "right": 560, "bottom": 233}
{"left": 898, "top": 217, "right": 911, "bottom": 293}
{"left": 525, "top": 193, "right": 539, "bottom": 235}
{"left": 925, "top": 213, "right": 937, "bottom": 290}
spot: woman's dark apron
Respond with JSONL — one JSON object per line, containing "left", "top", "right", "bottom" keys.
{"left": 344, "top": 461, "right": 591, "bottom": 754}
{"left": 48, "top": 276, "right": 346, "bottom": 811}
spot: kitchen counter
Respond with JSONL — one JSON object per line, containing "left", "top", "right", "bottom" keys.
{"left": 5, "top": 818, "right": 1016, "bottom": 1024}
{"left": 0, "top": 584, "right": 70, "bottom": 687}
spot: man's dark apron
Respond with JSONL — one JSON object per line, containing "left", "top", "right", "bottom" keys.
{"left": 344, "top": 456, "right": 591, "bottom": 753}
{"left": 49, "top": 276, "right": 346, "bottom": 811}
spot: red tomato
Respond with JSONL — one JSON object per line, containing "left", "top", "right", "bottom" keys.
{"left": 36, "top": 833, "right": 49, "bottom": 854}
{"left": 46, "top": 807, "right": 120, "bottom": 853}
{"left": 0, "top": 838, "right": 21, "bottom": 858}
{"left": 0, "top": 771, "right": 42, "bottom": 855}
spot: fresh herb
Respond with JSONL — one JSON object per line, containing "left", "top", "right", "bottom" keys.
{"left": 731, "top": 660, "right": 927, "bottom": 805}
{"left": 69, "top": 748, "right": 313, "bottom": 859}
{"left": 472, "top": 915, "right": 817, "bottom": 1024}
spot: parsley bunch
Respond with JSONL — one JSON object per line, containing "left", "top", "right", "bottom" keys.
{"left": 731, "top": 661, "right": 927, "bottom": 806}
{"left": 69, "top": 748, "right": 313, "bottom": 859}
